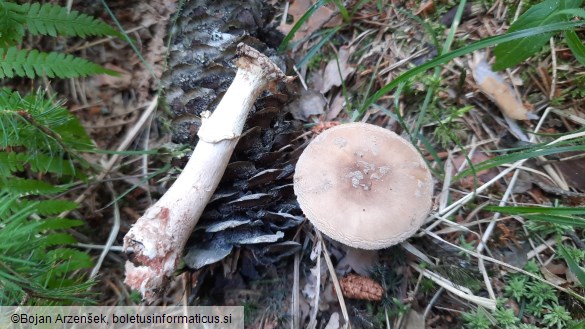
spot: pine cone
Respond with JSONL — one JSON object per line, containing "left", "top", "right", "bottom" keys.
{"left": 162, "top": 0, "right": 285, "bottom": 145}
{"left": 160, "top": 0, "right": 304, "bottom": 269}
{"left": 339, "top": 274, "right": 384, "bottom": 301}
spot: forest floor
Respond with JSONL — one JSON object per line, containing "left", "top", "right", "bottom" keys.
{"left": 38, "top": 0, "right": 585, "bottom": 328}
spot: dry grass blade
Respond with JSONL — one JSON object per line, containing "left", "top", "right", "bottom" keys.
{"left": 425, "top": 230, "right": 585, "bottom": 303}
{"left": 89, "top": 181, "right": 120, "bottom": 280}
{"left": 410, "top": 262, "right": 496, "bottom": 310}
{"left": 307, "top": 241, "right": 321, "bottom": 329}
{"left": 316, "top": 231, "right": 350, "bottom": 328}
{"left": 292, "top": 247, "right": 300, "bottom": 329}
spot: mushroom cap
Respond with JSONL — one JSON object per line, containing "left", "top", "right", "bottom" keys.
{"left": 293, "top": 123, "right": 433, "bottom": 250}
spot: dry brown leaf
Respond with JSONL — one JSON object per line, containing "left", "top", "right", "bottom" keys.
{"left": 336, "top": 246, "right": 379, "bottom": 276}
{"left": 93, "top": 64, "right": 132, "bottom": 89}
{"left": 415, "top": 0, "right": 435, "bottom": 16}
{"left": 286, "top": 89, "right": 326, "bottom": 120}
{"left": 311, "top": 121, "right": 340, "bottom": 134}
{"left": 450, "top": 152, "right": 499, "bottom": 189}
{"left": 326, "top": 93, "right": 346, "bottom": 120}
{"left": 541, "top": 265, "right": 567, "bottom": 286}
{"left": 555, "top": 152, "right": 585, "bottom": 191}
{"left": 537, "top": 64, "right": 562, "bottom": 98}
{"left": 310, "top": 70, "right": 325, "bottom": 92}
{"left": 403, "top": 310, "right": 426, "bottom": 329}
{"left": 566, "top": 268, "right": 581, "bottom": 285}
{"left": 320, "top": 46, "right": 355, "bottom": 93}
{"left": 546, "top": 262, "right": 568, "bottom": 275}
{"left": 324, "top": 312, "right": 340, "bottom": 329}
{"left": 131, "top": 2, "right": 174, "bottom": 98}
{"left": 470, "top": 53, "right": 538, "bottom": 120}
{"left": 278, "top": 0, "right": 341, "bottom": 42}
{"left": 339, "top": 274, "right": 383, "bottom": 301}
{"left": 80, "top": 0, "right": 174, "bottom": 149}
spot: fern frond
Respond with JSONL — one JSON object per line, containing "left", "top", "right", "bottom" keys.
{"left": 0, "top": 192, "right": 18, "bottom": 218}
{"left": 0, "top": 47, "right": 118, "bottom": 79}
{"left": 5, "top": 200, "right": 79, "bottom": 217}
{"left": 0, "top": 0, "right": 121, "bottom": 47}
{"left": 34, "top": 200, "right": 78, "bottom": 216}
{"left": 46, "top": 248, "right": 93, "bottom": 276}
{"left": 21, "top": 2, "right": 122, "bottom": 39}
{"left": 0, "top": 151, "right": 24, "bottom": 175}
{"left": 0, "top": 1, "right": 26, "bottom": 47}
{"left": 0, "top": 151, "right": 78, "bottom": 177}
{"left": 41, "top": 232, "right": 78, "bottom": 247}
{"left": 38, "top": 218, "right": 84, "bottom": 231}
{"left": 0, "top": 178, "right": 69, "bottom": 195}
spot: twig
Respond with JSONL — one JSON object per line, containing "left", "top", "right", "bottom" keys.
{"left": 90, "top": 182, "right": 120, "bottom": 279}
{"left": 423, "top": 287, "right": 444, "bottom": 319}
{"left": 281, "top": 1, "right": 290, "bottom": 26}
{"left": 77, "top": 243, "right": 126, "bottom": 252}
{"left": 141, "top": 110, "right": 153, "bottom": 204}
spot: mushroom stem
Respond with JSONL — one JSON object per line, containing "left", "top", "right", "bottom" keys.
{"left": 123, "top": 44, "right": 288, "bottom": 302}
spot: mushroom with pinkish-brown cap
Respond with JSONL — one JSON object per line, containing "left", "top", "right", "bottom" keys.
{"left": 293, "top": 122, "right": 434, "bottom": 250}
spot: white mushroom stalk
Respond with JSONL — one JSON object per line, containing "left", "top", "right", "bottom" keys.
{"left": 123, "top": 44, "right": 289, "bottom": 302}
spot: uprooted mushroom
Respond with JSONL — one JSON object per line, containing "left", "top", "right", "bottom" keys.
{"left": 293, "top": 122, "right": 434, "bottom": 250}
{"left": 123, "top": 44, "right": 292, "bottom": 302}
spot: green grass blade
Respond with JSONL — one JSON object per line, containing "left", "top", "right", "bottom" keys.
{"left": 565, "top": 29, "right": 585, "bottom": 66}
{"left": 356, "top": 20, "right": 584, "bottom": 119}
{"left": 278, "top": 0, "right": 328, "bottom": 52}
{"left": 82, "top": 148, "right": 159, "bottom": 155}
{"left": 492, "top": 0, "right": 582, "bottom": 70}
{"left": 526, "top": 214, "right": 585, "bottom": 229}
{"left": 99, "top": 163, "right": 171, "bottom": 211}
{"left": 485, "top": 206, "right": 585, "bottom": 215}
{"left": 295, "top": 26, "right": 340, "bottom": 69}
{"left": 554, "top": 8, "right": 585, "bottom": 18}
{"left": 486, "top": 205, "right": 585, "bottom": 228}
{"left": 454, "top": 143, "right": 585, "bottom": 180}
{"left": 329, "top": 0, "right": 350, "bottom": 22}
{"left": 558, "top": 244, "right": 585, "bottom": 287}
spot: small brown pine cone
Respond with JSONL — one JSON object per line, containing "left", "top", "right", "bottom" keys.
{"left": 339, "top": 274, "right": 384, "bottom": 301}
